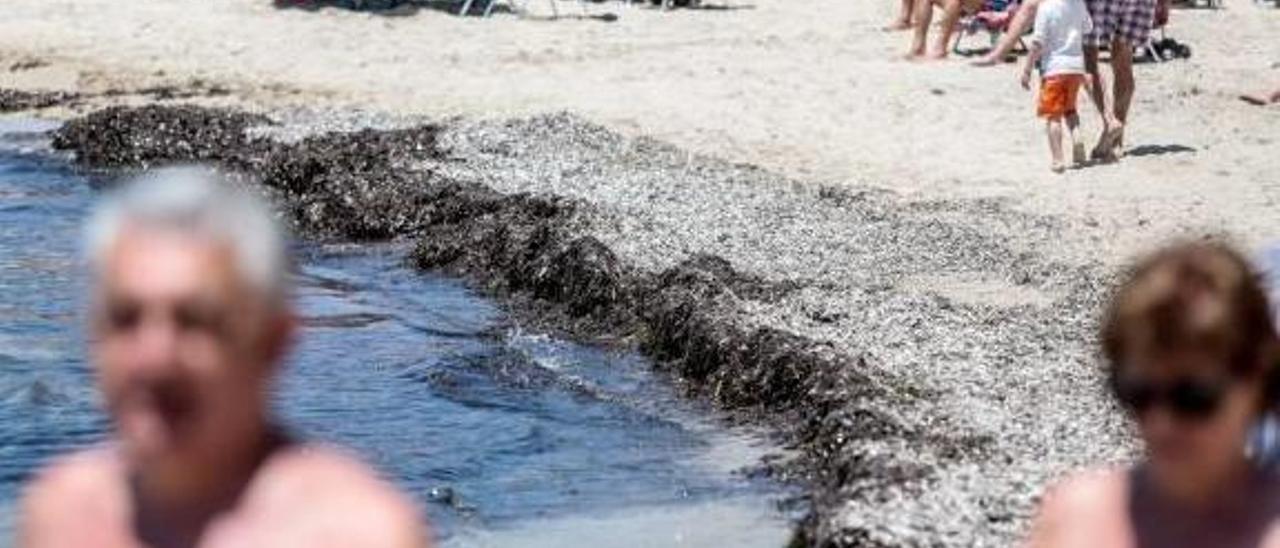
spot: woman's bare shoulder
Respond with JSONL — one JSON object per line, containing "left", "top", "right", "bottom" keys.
{"left": 1041, "top": 468, "right": 1129, "bottom": 512}
{"left": 1027, "top": 467, "right": 1131, "bottom": 548}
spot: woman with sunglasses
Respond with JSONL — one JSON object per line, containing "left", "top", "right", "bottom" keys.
{"left": 1029, "top": 242, "right": 1280, "bottom": 548}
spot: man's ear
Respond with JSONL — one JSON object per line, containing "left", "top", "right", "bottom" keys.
{"left": 260, "top": 309, "right": 296, "bottom": 375}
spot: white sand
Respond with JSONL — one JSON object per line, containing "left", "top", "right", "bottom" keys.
{"left": 1, "top": 1, "right": 1279, "bottom": 543}
{"left": 2, "top": 0, "right": 1278, "bottom": 265}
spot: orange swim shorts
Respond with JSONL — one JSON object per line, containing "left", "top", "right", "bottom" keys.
{"left": 1037, "top": 74, "right": 1084, "bottom": 119}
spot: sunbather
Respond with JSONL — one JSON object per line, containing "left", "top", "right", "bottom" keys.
{"left": 973, "top": 0, "right": 1041, "bottom": 65}
{"left": 1241, "top": 86, "right": 1280, "bottom": 106}
{"left": 907, "top": 0, "right": 985, "bottom": 59}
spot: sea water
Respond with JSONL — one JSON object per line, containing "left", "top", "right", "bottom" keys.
{"left": 0, "top": 119, "right": 794, "bottom": 547}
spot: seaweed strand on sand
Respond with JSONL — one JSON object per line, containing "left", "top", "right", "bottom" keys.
{"left": 49, "top": 103, "right": 1016, "bottom": 547}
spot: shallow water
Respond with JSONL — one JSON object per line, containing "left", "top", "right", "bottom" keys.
{"left": 0, "top": 120, "right": 794, "bottom": 546}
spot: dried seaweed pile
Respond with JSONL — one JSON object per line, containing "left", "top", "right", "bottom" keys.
{"left": 48, "top": 104, "right": 1127, "bottom": 547}
{"left": 0, "top": 89, "right": 78, "bottom": 113}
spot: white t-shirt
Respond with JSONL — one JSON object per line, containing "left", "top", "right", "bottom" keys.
{"left": 1032, "top": 0, "right": 1093, "bottom": 77}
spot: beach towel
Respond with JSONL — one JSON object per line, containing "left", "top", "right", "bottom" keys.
{"left": 953, "top": 0, "right": 1025, "bottom": 54}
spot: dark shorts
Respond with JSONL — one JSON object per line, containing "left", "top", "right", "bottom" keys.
{"left": 1086, "top": 0, "right": 1157, "bottom": 46}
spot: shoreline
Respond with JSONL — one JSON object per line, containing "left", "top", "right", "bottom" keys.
{"left": 9, "top": 97, "right": 1132, "bottom": 546}
{"left": 0, "top": 144, "right": 796, "bottom": 546}
{"left": 1, "top": 0, "right": 1276, "bottom": 544}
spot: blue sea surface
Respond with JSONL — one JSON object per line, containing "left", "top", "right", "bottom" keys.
{"left": 0, "top": 120, "right": 793, "bottom": 547}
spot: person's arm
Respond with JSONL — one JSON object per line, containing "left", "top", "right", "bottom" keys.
{"left": 1021, "top": 5, "right": 1051, "bottom": 89}
{"left": 1154, "top": 0, "right": 1171, "bottom": 27}
{"left": 1021, "top": 41, "right": 1043, "bottom": 90}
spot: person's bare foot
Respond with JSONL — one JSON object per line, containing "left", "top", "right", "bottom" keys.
{"left": 971, "top": 55, "right": 1001, "bottom": 67}
{"left": 904, "top": 50, "right": 928, "bottom": 61}
{"left": 1091, "top": 123, "right": 1124, "bottom": 162}
{"left": 925, "top": 48, "right": 950, "bottom": 60}
{"left": 883, "top": 19, "right": 913, "bottom": 31}
{"left": 1241, "top": 93, "right": 1271, "bottom": 106}
{"left": 1051, "top": 162, "right": 1067, "bottom": 174}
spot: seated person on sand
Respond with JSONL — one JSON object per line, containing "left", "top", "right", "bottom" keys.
{"left": 907, "top": 0, "right": 985, "bottom": 59}
{"left": 18, "top": 168, "right": 430, "bottom": 548}
{"left": 1029, "top": 242, "right": 1280, "bottom": 548}
{"left": 972, "top": 0, "right": 1042, "bottom": 66}
{"left": 1242, "top": 87, "right": 1280, "bottom": 106}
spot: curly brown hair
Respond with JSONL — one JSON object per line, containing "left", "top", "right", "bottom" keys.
{"left": 1101, "top": 242, "right": 1279, "bottom": 395}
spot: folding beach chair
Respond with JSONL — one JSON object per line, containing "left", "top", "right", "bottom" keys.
{"left": 1174, "top": 0, "right": 1222, "bottom": 8}
{"left": 952, "top": 0, "right": 1024, "bottom": 54}
{"left": 458, "top": 0, "right": 590, "bottom": 17}
{"left": 1138, "top": 26, "right": 1192, "bottom": 63}
{"left": 620, "top": 0, "right": 709, "bottom": 9}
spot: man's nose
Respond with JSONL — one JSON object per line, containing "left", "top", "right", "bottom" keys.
{"left": 132, "top": 314, "right": 182, "bottom": 374}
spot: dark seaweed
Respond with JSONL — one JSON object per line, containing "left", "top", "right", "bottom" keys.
{"left": 50, "top": 104, "right": 993, "bottom": 547}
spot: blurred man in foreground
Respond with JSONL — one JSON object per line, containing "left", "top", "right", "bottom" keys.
{"left": 18, "top": 168, "right": 429, "bottom": 547}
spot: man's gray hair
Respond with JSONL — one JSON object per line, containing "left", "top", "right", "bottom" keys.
{"left": 85, "top": 166, "right": 290, "bottom": 303}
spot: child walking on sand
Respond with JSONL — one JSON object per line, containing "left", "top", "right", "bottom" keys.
{"left": 1020, "top": 0, "right": 1092, "bottom": 172}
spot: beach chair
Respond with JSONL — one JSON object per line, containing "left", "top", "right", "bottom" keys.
{"left": 621, "top": 0, "right": 705, "bottom": 9}
{"left": 1138, "top": 25, "right": 1191, "bottom": 63}
{"left": 952, "top": 0, "right": 1024, "bottom": 55}
{"left": 1175, "top": 0, "right": 1222, "bottom": 8}
{"left": 458, "top": 0, "right": 589, "bottom": 16}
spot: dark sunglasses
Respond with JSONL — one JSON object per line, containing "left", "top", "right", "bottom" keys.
{"left": 1112, "top": 375, "right": 1230, "bottom": 421}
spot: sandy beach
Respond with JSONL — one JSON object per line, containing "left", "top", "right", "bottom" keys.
{"left": 3, "top": 0, "right": 1278, "bottom": 263}
{"left": 2, "top": 0, "right": 1279, "bottom": 545}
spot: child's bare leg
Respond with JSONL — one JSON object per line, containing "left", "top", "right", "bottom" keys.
{"left": 926, "top": 0, "right": 965, "bottom": 59}
{"left": 907, "top": 0, "right": 933, "bottom": 57}
{"left": 973, "top": 0, "right": 1040, "bottom": 66}
{"left": 1047, "top": 117, "right": 1066, "bottom": 173}
{"left": 1066, "top": 112, "right": 1086, "bottom": 166}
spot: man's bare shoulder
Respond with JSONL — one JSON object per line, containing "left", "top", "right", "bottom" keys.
{"left": 232, "top": 444, "right": 430, "bottom": 548}
{"left": 19, "top": 448, "right": 129, "bottom": 545}
{"left": 22, "top": 447, "right": 124, "bottom": 512}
